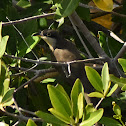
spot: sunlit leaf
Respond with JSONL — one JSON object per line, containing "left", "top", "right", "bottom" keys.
{"left": 55, "top": 0, "right": 80, "bottom": 18}
{"left": 118, "top": 58, "right": 126, "bottom": 72}
{"left": 107, "top": 84, "right": 118, "bottom": 97}
{"left": 80, "top": 108, "right": 104, "bottom": 126}
{"left": 48, "top": 108, "right": 71, "bottom": 124}
{"left": 110, "top": 74, "right": 126, "bottom": 87}
{"left": 26, "top": 119, "right": 37, "bottom": 126}
{"left": 93, "top": 0, "right": 113, "bottom": 12}
{"left": 1, "top": 88, "right": 15, "bottom": 104}
{"left": 47, "top": 85, "right": 72, "bottom": 120}
{"left": 88, "top": 92, "right": 104, "bottom": 98}
{"left": 85, "top": 66, "right": 103, "bottom": 92}
{"left": 55, "top": 84, "right": 71, "bottom": 104}
{"left": 102, "top": 62, "right": 110, "bottom": 95}
{"left": 36, "top": 111, "right": 66, "bottom": 125}
{"left": 121, "top": 84, "right": 126, "bottom": 91}
{"left": 0, "top": 36, "right": 9, "bottom": 58}
{"left": 71, "top": 79, "right": 84, "bottom": 120}
{"left": 112, "top": 102, "right": 121, "bottom": 116}
{"left": 78, "top": 93, "right": 84, "bottom": 119}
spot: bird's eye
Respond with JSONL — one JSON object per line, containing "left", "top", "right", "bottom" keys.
{"left": 46, "top": 33, "right": 51, "bottom": 37}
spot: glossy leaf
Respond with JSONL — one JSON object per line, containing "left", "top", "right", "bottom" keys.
{"left": 99, "top": 116, "right": 122, "bottom": 126}
{"left": 118, "top": 58, "right": 126, "bottom": 72}
{"left": 112, "top": 102, "right": 121, "bottom": 116}
{"left": 55, "top": 0, "right": 80, "bottom": 18}
{"left": 1, "top": 88, "right": 15, "bottom": 104}
{"left": 85, "top": 104, "right": 95, "bottom": 116}
{"left": 80, "top": 108, "right": 104, "bottom": 126}
{"left": 102, "top": 62, "right": 110, "bottom": 95}
{"left": 85, "top": 66, "right": 103, "bottom": 92}
{"left": 36, "top": 111, "right": 66, "bottom": 125}
{"left": 110, "top": 74, "right": 126, "bottom": 87}
{"left": 93, "top": 0, "right": 113, "bottom": 12}
{"left": 121, "top": 84, "right": 126, "bottom": 91}
{"left": 78, "top": 93, "right": 84, "bottom": 119}
{"left": 47, "top": 85, "right": 72, "bottom": 120}
{"left": 48, "top": 108, "right": 71, "bottom": 124}
{"left": 71, "top": 79, "right": 84, "bottom": 120}
{"left": 26, "top": 119, "right": 37, "bottom": 126}
{"left": 88, "top": 92, "right": 104, "bottom": 98}
{"left": 107, "top": 84, "right": 118, "bottom": 97}
{"left": 0, "top": 22, "right": 2, "bottom": 41}
{"left": 55, "top": 84, "right": 71, "bottom": 104}
{"left": 0, "top": 35, "right": 9, "bottom": 58}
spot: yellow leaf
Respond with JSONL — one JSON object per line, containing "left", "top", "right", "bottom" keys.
{"left": 93, "top": 0, "right": 113, "bottom": 12}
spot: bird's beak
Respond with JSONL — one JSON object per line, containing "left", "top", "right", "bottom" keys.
{"left": 33, "top": 31, "right": 56, "bottom": 51}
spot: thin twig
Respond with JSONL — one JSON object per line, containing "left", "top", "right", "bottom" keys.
{"left": 69, "top": 16, "right": 93, "bottom": 58}
{"left": 114, "top": 42, "right": 126, "bottom": 61}
{"left": 14, "top": 74, "right": 39, "bottom": 92}
{"left": 9, "top": 66, "right": 56, "bottom": 74}
{"left": 2, "top": 13, "right": 55, "bottom": 26}
{"left": 70, "top": 11, "right": 108, "bottom": 58}
{"left": 10, "top": 105, "right": 36, "bottom": 116}
{"left": 3, "top": 110, "right": 42, "bottom": 122}
{"left": 4, "top": 54, "right": 105, "bottom": 65}
{"left": 6, "top": 17, "right": 38, "bottom": 60}
{"left": 95, "top": 98, "right": 104, "bottom": 109}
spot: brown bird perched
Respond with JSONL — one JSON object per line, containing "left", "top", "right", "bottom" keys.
{"left": 33, "top": 30, "right": 94, "bottom": 103}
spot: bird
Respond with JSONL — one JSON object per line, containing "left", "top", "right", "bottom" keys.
{"left": 33, "top": 29, "right": 94, "bottom": 103}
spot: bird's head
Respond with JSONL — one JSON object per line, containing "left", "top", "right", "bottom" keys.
{"left": 33, "top": 30, "right": 61, "bottom": 52}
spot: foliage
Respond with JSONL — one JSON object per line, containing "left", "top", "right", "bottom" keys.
{"left": 0, "top": 0, "right": 126, "bottom": 126}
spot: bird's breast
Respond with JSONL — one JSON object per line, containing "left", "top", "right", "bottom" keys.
{"left": 53, "top": 48, "right": 77, "bottom": 62}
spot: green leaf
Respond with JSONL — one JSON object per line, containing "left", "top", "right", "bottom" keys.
{"left": 121, "top": 84, "right": 126, "bottom": 91}
{"left": 0, "top": 22, "right": 2, "bottom": 41}
{"left": 18, "top": 35, "right": 39, "bottom": 56}
{"left": 80, "top": 108, "right": 104, "bottom": 126}
{"left": 42, "top": 78, "right": 56, "bottom": 83}
{"left": 36, "top": 111, "right": 66, "bottom": 125}
{"left": 0, "top": 61, "right": 10, "bottom": 96}
{"left": 48, "top": 108, "right": 71, "bottom": 124}
{"left": 110, "top": 74, "right": 126, "bottom": 87}
{"left": 0, "top": 35, "right": 9, "bottom": 58}
{"left": 99, "top": 116, "right": 122, "bottom": 126}
{"left": 78, "top": 93, "right": 84, "bottom": 119}
{"left": 55, "top": 0, "right": 80, "bottom": 17}
{"left": 112, "top": 102, "right": 121, "bottom": 116}
{"left": 85, "top": 66, "right": 103, "bottom": 92}
{"left": 1, "top": 88, "right": 15, "bottom": 104}
{"left": 47, "top": 85, "right": 72, "bottom": 121}
{"left": 55, "top": 0, "right": 80, "bottom": 23}
{"left": 107, "top": 84, "right": 118, "bottom": 97}
{"left": 71, "top": 79, "right": 84, "bottom": 120}
{"left": 0, "top": 59, "right": 1, "bottom": 75}
{"left": 118, "top": 58, "right": 126, "bottom": 72}
{"left": 2, "top": 98, "right": 14, "bottom": 107}
{"left": 26, "top": 119, "right": 37, "bottom": 126}
{"left": 85, "top": 104, "right": 95, "bottom": 116}
{"left": 55, "top": 84, "right": 71, "bottom": 104}
{"left": 88, "top": 92, "right": 104, "bottom": 98}
{"left": 102, "top": 62, "right": 110, "bottom": 95}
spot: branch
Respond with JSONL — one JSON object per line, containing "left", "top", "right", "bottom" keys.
{"left": 2, "top": 109, "right": 42, "bottom": 122}
{"left": 4, "top": 54, "right": 105, "bottom": 65}
{"left": 2, "top": 13, "right": 55, "bottom": 26}
{"left": 68, "top": 16, "right": 93, "bottom": 58}
{"left": 70, "top": 11, "right": 108, "bottom": 58}
{"left": 114, "top": 42, "right": 126, "bottom": 61}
